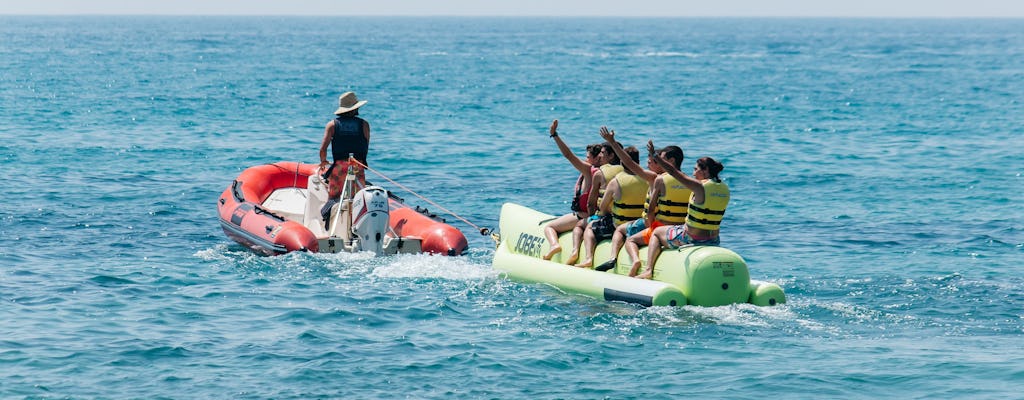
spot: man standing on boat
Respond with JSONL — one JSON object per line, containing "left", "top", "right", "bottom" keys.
{"left": 319, "top": 91, "right": 370, "bottom": 193}
{"left": 319, "top": 91, "right": 372, "bottom": 189}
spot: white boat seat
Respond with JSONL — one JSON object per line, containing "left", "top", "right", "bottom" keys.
{"left": 262, "top": 188, "right": 307, "bottom": 223}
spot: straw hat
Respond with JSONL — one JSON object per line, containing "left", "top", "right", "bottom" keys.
{"left": 334, "top": 91, "right": 367, "bottom": 115}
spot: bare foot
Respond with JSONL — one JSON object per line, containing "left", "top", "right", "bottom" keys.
{"left": 636, "top": 270, "right": 653, "bottom": 280}
{"left": 543, "top": 245, "right": 562, "bottom": 260}
{"left": 574, "top": 259, "right": 593, "bottom": 269}
{"left": 565, "top": 251, "right": 579, "bottom": 265}
{"left": 628, "top": 261, "right": 642, "bottom": 277}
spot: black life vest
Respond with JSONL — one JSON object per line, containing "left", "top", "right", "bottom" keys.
{"left": 330, "top": 116, "right": 368, "bottom": 164}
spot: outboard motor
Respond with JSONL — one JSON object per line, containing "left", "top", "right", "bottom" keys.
{"left": 350, "top": 186, "right": 391, "bottom": 255}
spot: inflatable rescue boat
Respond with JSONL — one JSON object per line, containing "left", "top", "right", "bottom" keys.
{"left": 217, "top": 161, "right": 468, "bottom": 256}
{"left": 492, "top": 203, "right": 785, "bottom": 307}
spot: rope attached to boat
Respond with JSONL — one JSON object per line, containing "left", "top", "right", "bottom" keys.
{"left": 351, "top": 159, "right": 493, "bottom": 236}
{"left": 292, "top": 162, "right": 307, "bottom": 199}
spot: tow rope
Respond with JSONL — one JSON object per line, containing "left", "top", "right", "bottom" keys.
{"left": 351, "top": 159, "right": 493, "bottom": 236}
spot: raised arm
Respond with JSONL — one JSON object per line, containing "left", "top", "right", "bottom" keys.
{"left": 648, "top": 140, "right": 705, "bottom": 204}
{"left": 586, "top": 168, "right": 604, "bottom": 214}
{"left": 549, "top": 119, "right": 592, "bottom": 175}
{"left": 599, "top": 126, "right": 639, "bottom": 175}
{"left": 598, "top": 178, "right": 618, "bottom": 215}
{"left": 645, "top": 176, "right": 663, "bottom": 228}
{"left": 600, "top": 126, "right": 657, "bottom": 183}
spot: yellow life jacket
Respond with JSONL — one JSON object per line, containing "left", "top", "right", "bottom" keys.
{"left": 686, "top": 180, "right": 730, "bottom": 231}
{"left": 598, "top": 164, "right": 624, "bottom": 198}
{"left": 656, "top": 174, "right": 691, "bottom": 224}
{"left": 611, "top": 173, "right": 649, "bottom": 225}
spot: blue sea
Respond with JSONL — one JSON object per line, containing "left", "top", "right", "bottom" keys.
{"left": 1, "top": 16, "right": 1023, "bottom": 399}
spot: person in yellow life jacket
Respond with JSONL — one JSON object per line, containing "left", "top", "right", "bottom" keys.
{"left": 562, "top": 142, "right": 622, "bottom": 265}
{"left": 586, "top": 143, "right": 623, "bottom": 213}
{"left": 621, "top": 148, "right": 690, "bottom": 277}
{"left": 541, "top": 120, "right": 607, "bottom": 262}
{"left": 594, "top": 127, "right": 688, "bottom": 275}
{"left": 638, "top": 140, "right": 729, "bottom": 280}
{"left": 573, "top": 146, "right": 646, "bottom": 269}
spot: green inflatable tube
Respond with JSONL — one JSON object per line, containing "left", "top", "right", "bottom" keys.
{"left": 492, "top": 203, "right": 785, "bottom": 307}
{"left": 494, "top": 242, "right": 687, "bottom": 306}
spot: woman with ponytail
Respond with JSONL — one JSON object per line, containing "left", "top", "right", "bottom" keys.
{"left": 637, "top": 140, "right": 730, "bottom": 280}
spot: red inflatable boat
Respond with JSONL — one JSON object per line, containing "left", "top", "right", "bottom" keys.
{"left": 217, "top": 161, "right": 468, "bottom": 256}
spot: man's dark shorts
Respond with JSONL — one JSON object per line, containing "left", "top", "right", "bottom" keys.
{"left": 590, "top": 214, "right": 616, "bottom": 241}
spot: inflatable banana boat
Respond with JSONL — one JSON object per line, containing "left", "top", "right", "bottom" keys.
{"left": 217, "top": 161, "right": 468, "bottom": 256}
{"left": 492, "top": 203, "right": 785, "bottom": 307}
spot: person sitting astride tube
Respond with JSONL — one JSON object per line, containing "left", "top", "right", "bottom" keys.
{"left": 574, "top": 145, "right": 647, "bottom": 269}
{"left": 598, "top": 128, "right": 690, "bottom": 276}
{"left": 318, "top": 91, "right": 370, "bottom": 225}
{"left": 592, "top": 127, "right": 672, "bottom": 272}
{"left": 564, "top": 142, "right": 622, "bottom": 265}
{"left": 638, "top": 140, "right": 729, "bottom": 280}
{"left": 586, "top": 143, "right": 624, "bottom": 215}
{"left": 542, "top": 119, "right": 605, "bottom": 261}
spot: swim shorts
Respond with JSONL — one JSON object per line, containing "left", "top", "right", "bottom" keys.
{"left": 641, "top": 220, "right": 665, "bottom": 244}
{"left": 589, "top": 214, "right": 616, "bottom": 240}
{"left": 665, "top": 225, "right": 720, "bottom": 249}
{"left": 625, "top": 218, "right": 646, "bottom": 237}
{"left": 327, "top": 161, "right": 365, "bottom": 198}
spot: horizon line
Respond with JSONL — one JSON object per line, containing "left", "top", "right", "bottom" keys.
{"left": 3, "top": 14, "right": 1023, "bottom": 18}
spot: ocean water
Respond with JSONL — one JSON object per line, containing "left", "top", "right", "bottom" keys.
{"left": 1, "top": 16, "right": 1022, "bottom": 398}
